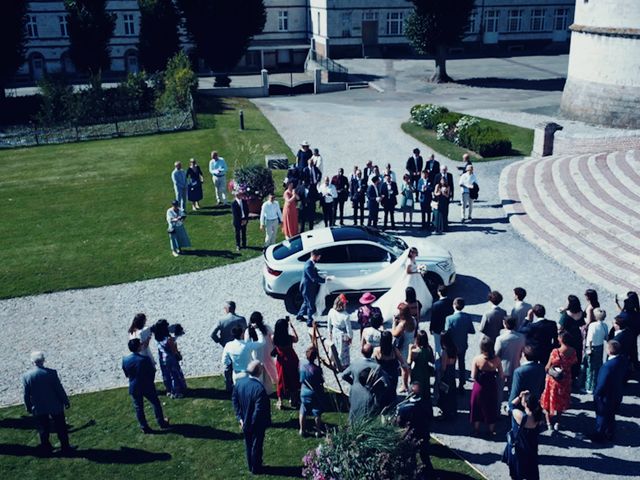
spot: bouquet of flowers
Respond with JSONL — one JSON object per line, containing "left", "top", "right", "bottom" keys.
{"left": 417, "top": 264, "right": 428, "bottom": 275}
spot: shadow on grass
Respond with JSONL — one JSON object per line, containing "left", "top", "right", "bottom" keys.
{"left": 457, "top": 77, "right": 566, "bottom": 92}
{"left": 260, "top": 465, "right": 303, "bottom": 477}
{"left": 181, "top": 249, "right": 240, "bottom": 259}
{"left": 0, "top": 443, "right": 171, "bottom": 464}
{"left": 185, "top": 387, "right": 230, "bottom": 401}
{"left": 171, "top": 423, "right": 242, "bottom": 441}
{"left": 0, "top": 416, "right": 33, "bottom": 430}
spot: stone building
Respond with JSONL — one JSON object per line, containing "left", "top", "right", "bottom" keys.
{"left": 561, "top": 0, "right": 640, "bottom": 128}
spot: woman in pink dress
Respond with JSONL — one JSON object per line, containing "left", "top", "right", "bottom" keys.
{"left": 281, "top": 182, "right": 299, "bottom": 239}
{"left": 541, "top": 332, "right": 577, "bottom": 431}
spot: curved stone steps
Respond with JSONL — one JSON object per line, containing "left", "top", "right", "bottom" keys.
{"left": 499, "top": 150, "right": 640, "bottom": 294}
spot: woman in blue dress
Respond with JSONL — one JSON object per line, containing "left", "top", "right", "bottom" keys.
{"left": 166, "top": 200, "right": 191, "bottom": 256}
{"left": 152, "top": 319, "right": 186, "bottom": 398}
{"left": 503, "top": 391, "right": 544, "bottom": 480}
{"left": 186, "top": 158, "right": 204, "bottom": 211}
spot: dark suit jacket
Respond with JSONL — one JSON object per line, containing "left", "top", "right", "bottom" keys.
{"left": 508, "top": 361, "right": 546, "bottom": 406}
{"left": 122, "top": 352, "right": 157, "bottom": 396}
{"left": 350, "top": 177, "right": 366, "bottom": 202}
{"left": 302, "top": 165, "right": 321, "bottom": 187}
{"left": 406, "top": 155, "right": 423, "bottom": 175}
{"left": 594, "top": 355, "right": 628, "bottom": 414}
{"left": 23, "top": 366, "right": 69, "bottom": 415}
{"left": 331, "top": 174, "right": 349, "bottom": 201}
{"left": 613, "top": 329, "right": 635, "bottom": 361}
{"left": 434, "top": 172, "right": 454, "bottom": 199}
{"left": 380, "top": 181, "right": 398, "bottom": 208}
{"left": 367, "top": 184, "right": 380, "bottom": 212}
{"left": 232, "top": 376, "right": 271, "bottom": 432}
{"left": 430, "top": 297, "right": 454, "bottom": 334}
{"left": 232, "top": 199, "right": 249, "bottom": 229}
{"left": 424, "top": 159, "right": 440, "bottom": 184}
{"left": 300, "top": 259, "right": 325, "bottom": 296}
{"left": 522, "top": 319, "right": 558, "bottom": 363}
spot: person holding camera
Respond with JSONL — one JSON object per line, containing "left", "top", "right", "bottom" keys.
{"left": 503, "top": 390, "right": 543, "bottom": 480}
{"left": 166, "top": 200, "right": 190, "bottom": 257}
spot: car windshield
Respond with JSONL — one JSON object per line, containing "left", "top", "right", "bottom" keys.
{"left": 272, "top": 236, "right": 303, "bottom": 260}
{"left": 371, "top": 230, "right": 407, "bottom": 257}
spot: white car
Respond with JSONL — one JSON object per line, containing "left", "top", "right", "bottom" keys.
{"left": 263, "top": 226, "right": 456, "bottom": 313}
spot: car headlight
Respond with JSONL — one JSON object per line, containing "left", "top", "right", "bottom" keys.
{"left": 436, "top": 260, "right": 451, "bottom": 270}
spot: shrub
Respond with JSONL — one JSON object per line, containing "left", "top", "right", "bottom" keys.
{"left": 156, "top": 51, "right": 198, "bottom": 112}
{"left": 109, "top": 72, "right": 155, "bottom": 116}
{"left": 453, "top": 115, "right": 480, "bottom": 146}
{"left": 233, "top": 164, "right": 274, "bottom": 200}
{"left": 36, "top": 74, "right": 74, "bottom": 125}
{"left": 410, "top": 103, "right": 448, "bottom": 129}
{"left": 464, "top": 125, "right": 512, "bottom": 157}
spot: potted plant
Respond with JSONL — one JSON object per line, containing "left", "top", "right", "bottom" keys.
{"left": 232, "top": 165, "right": 275, "bottom": 215}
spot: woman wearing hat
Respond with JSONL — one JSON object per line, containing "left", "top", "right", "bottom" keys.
{"left": 327, "top": 294, "right": 353, "bottom": 368}
{"left": 166, "top": 200, "right": 191, "bottom": 257}
{"left": 357, "top": 292, "right": 383, "bottom": 342}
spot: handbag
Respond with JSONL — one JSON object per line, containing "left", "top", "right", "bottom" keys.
{"left": 547, "top": 350, "right": 564, "bottom": 381}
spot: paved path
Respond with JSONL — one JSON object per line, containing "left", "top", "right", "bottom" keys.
{"left": 500, "top": 151, "right": 640, "bottom": 294}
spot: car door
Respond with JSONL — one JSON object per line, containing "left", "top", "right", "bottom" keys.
{"left": 348, "top": 243, "right": 394, "bottom": 276}
{"left": 314, "top": 244, "right": 355, "bottom": 278}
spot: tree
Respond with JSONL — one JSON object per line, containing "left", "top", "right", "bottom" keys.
{"left": 138, "top": 0, "right": 181, "bottom": 73}
{"left": 177, "top": 0, "right": 266, "bottom": 86}
{"left": 0, "top": 0, "right": 28, "bottom": 101}
{"left": 405, "top": 0, "right": 474, "bottom": 83}
{"left": 64, "top": 0, "right": 116, "bottom": 86}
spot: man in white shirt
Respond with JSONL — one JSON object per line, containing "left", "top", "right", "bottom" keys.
{"left": 458, "top": 164, "right": 478, "bottom": 222}
{"left": 222, "top": 326, "right": 262, "bottom": 384}
{"left": 259, "top": 193, "right": 283, "bottom": 247}
{"left": 511, "top": 287, "right": 532, "bottom": 331}
{"left": 209, "top": 151, "right": 228, "bottom": 205}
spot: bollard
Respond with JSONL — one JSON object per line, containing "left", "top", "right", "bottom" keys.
{"left": 239, "top": 110, "right": 245, "bottom": 131}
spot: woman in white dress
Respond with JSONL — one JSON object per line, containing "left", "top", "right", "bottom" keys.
{"left": 327, "top": 294, "right": 353, "bottom": 368}
{"left": 374, "top": 247, "right": 433, "bottom": 322}
{"left": 128, "top": 313, "right": 155, "bottom": 365}
{"left": 245, "top": 312, "right": 277, "bottom": 394}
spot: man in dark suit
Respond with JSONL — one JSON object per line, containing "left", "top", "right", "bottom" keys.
{"left": 362, "top": 161, "right": 374, "bottom": 182}
{"left": 331, "top": 168, "right": 350, "bottom": 225}
{"left": 424, "top": 154, "right": 440, "bottom": 186}
{"left": 417, "top": 170, "right": 433, "bottom": 229}
{"left": 380, "top": 173, "right": 398, "bottom": 229}
{"left": 508, "top": 345, "right": 546, "bottom": 407}
{"left": 366, "top": 175, "right": 381, "bottom": 227}
{"left": 349, "top": 169, "right": 366, "bottom": 225}
{"left": 406, "top": 148, "right": 423, "bottom": 193}
{"left": 302, "top": 159, "right": 321, "bottom": 195}
{"left": 613, "top": 316, "right": 635, "bottom": 366}
{"left": 590, "top": 340, "right": 628, "bottom": 442}
{"left": 295, "top": 182, "right": 315, "bottom": 233}
{"left": 231, "top": 192, "right": 249, "bottom": 251}
{"left": 521, "top": 304, "right": 558, "bottom": 364}
{"left": 433, "top": 165, "right": 454, "bottom": 201}
{"left": 122, "top": 339, "right": 170, "bottom": 433}
{"left": 429, "top": 285, "right": 454, "bottom": 356}
{"left": 23, "top": 351, "right": 74, "bottom": 455}
{"left": 232, "top": 360, "right": 272, "bottom": 474}
{"left": 297, "top": 249, "right": 327, "bottom": 326}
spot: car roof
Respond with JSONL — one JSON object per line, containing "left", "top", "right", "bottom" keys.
{"left": 300, "top": 226, "right": 384, "bottom": 249}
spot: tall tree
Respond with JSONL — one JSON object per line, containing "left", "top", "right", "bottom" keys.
{"left": 138, "top": 0, "right": 181, "bottom": 73}
{"left": 0, "top": 0, "right": 28, "bottom": 101}
{"left": 405, "top": 0, "right": 474, "bottom": 83}
{"left": 177, "top": 0, "right": 266, "bottom": 86}
{"left": 64, "top": 0, "right": 116, "bottom": 86}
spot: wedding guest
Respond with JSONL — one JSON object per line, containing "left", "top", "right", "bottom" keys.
{"left": 361, "top": 311, "right": 384, "bottom": 348}
{"left": 296, "top": 141, "right": 313, "bottom": 170}
{"left": 171, "top": 161, "right": 188, "bottom": 211}
{"left": 433, "top": 165, "right": 454, "bottom": 201}
{"left": 397, "top": 381, "right": 434, "bottom": 476}
{"left": 541, "top": 332, "right": 577, "bottom": 432}
{"left": 511, "top": 287, "right": 532, "bottom": 330}
{"left": 357, "top": 292, "right": 382, "bottom": 341}
{"left": 152, "top": 319, "right": 186, "bottom": 398}
{"left": 430, "top": 285, "right": 454, "bottom": 357}
{"left": 380, "top": 173, "right": 398, "bottom": 229}
{"left": 558, "top": 295, "right": 586, "bottom": 382}
{"left": 374, "top": 331, "right": 409, "bottom": 406}
{"left": 503, "top": 391, "right": 543, "bottom": 480}
{"left": 432, "top": 177, "right": 450, "bottom": 234}
{"left": 495, "top": 316, "right": 525, "bottom": 393}
{"left": 245, "top": 312, "right": 277, "bottom": 395}
{"left": 350, "top": 169, "right": 366, "bottom": 225}
{"left": 392, "top": 303, "right": 418, "bottom": 368}
{"left": 299, "top": 346, "right": 326, "bottom": 437}
{"left": 168, "top": 323, "right": 187, "bottom": 394}
{"left": 211, "top": 301, "right": 248, "bottom": 392}
{"left": 585, "top": 308, "right": 609, "bottom": 393}
{"left": 327, "top": 294, "right": 353, "bottom": 369}
{"left": 445, "top": 297, "right": 476, "bottom": 392}
{"left": 296, "top": 180, "right": 316, "bottom": 233}
{"left": 311, "top": 148, "right": 323, "bottom": 176}
{"left": 470, "top": 337, "right": 504, "bottom": 436}
{"left": 399, "top": 174, "right": 415, "bottom": 227}
{"left": 23, "top": 352, "right": 74, "bottom": 454}
{"left": 480, "top": 290, "right": 508, "bottom": 342}
{"left": 128, "top": 313, "right": 155, "bottom": 365}
{"left": 417, "top": 170, "right": 433, "bottom": 230}
{"left": 459, "top": 164, "right": 477, "bottom": 222}
{"left": 408, "top": 330, "right": 435, "bottom": 400}
{"left": 318, "top": 176, "right": 337, "bottom": 227}
{"left": 166, "top": 200, "right": 190, "bottom": 257}
{"left": 281, "top": 182, "right": 299, "bottom": 239}
{"left": 222, "top": 326, "right": 262, "bottom": 385}
{"left": 508, "top": 345, "right": 546, "bottom": 410}
{"left": 404, "top": 286, "right": 423, "bottom": 323}
{"left": 231, "top": 191, "right": 249, "bottom": 252}
{"left": 331, "top": 168, "right": 350, "bottom": 225}
{"left": 406, "top": 148, "right": 423, "bottom": 192}
{"left": 260, "top": 193, "right": 283, "bottom": 247}
{"left": 209, "top": 151, "right": 228, "bottom": 206}
{"left": 614, "top": 292, "right": 639, "bottom": 368}
{"left": 521, "top": 304, "right": 558, "bottom": 364}
{"left": 122, "top": 339, "right": 170, "bottom": 434}
{"left": 232, "top": 360, "right": 271, "bottom": 474}
{"left": 273, "top": 318, "right": 300, "bottom": 409}
{"left": 437, "top": 332, "right": 458, "bottom": 419}
{"left": 384, "top": 163, "right": 397, "bottom": 183}
{"left": 186, "top": 158, "right": 204, "bottom": 211}
{"left": 296, "top": 250, "right": 327, "bottom": 327}
{"left": 366, "top": 176, "right": 381, "bottom": 227}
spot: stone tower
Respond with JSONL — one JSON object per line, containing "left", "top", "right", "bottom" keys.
{"left": 561, "top": 0, "right": 640, "bottom": 128}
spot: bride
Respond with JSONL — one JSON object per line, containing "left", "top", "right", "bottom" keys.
{"left": 374, "top": 247, "right": 433, "bottom": 322}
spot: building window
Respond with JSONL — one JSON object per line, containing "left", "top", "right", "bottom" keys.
{"left": 554, "top": 8, "right": 569, "bottom": 31}
{"left": 507, "top": 9, "right": 523, "bottom": 32}
{"left": 341, "top": 12, "right": 351, "bottom": 37}
{"left": 26, "top": 15, "right": 39, "bottom": 38}
{"left": 484, "top": 10, "right": 499, "bottom": 33}
{"left": 530, "top": 9, "right": 546, "bottom": 31}
{"left": 466, "top": 12, "right": 477, "bottom": 33}
{"left": 59, "top": 15, "right": 69, "bottom": 37}
{"left": 123, "top": 13, "right": 135, "bottom": 36}
{"left": 362, "top": 12, "right": 378, "bottom": 21}
{"left": 278, "top": 10, "right": 288, "bottom": 31}
{"left": 386, "top": 12, "right": 403, "bottom": 36}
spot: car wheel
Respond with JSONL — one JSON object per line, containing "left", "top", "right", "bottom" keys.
{"left": 423, "top": 272, "right": 443, "bottom": 297}
{"left": 284, "top": 284, "right": 303, "bottom": 314}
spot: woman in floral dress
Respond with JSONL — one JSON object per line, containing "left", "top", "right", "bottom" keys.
{"left": 541, "top": 332, "right": 577, "bottom": 431}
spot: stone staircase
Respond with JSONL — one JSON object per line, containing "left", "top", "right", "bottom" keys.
{"left": 499, "top": 150, "right": 640, "bottom": 293}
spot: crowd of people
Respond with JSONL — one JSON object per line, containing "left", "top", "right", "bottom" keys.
{"left": 21, "top": 288, "right": 639, "bottom": 478}
{"left": 166, "top": 143, "right": 481, "bottom": 255}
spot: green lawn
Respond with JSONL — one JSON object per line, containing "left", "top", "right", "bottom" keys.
{"left": 0, "top": 376, "right": 483, "bottom": 479}
{"left": 402, "top": 115, "right": 534, "bottom": 162}
{"left": 0, "top": 96, "right": 290, "bottom": 299}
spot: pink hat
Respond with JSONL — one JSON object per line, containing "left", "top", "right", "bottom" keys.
{"left": 359, "top": 292, "right": 376, "bottom": 305}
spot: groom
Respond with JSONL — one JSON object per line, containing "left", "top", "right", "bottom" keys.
{"left": 297, "top": 250, "right": 326, "bottom": 327}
